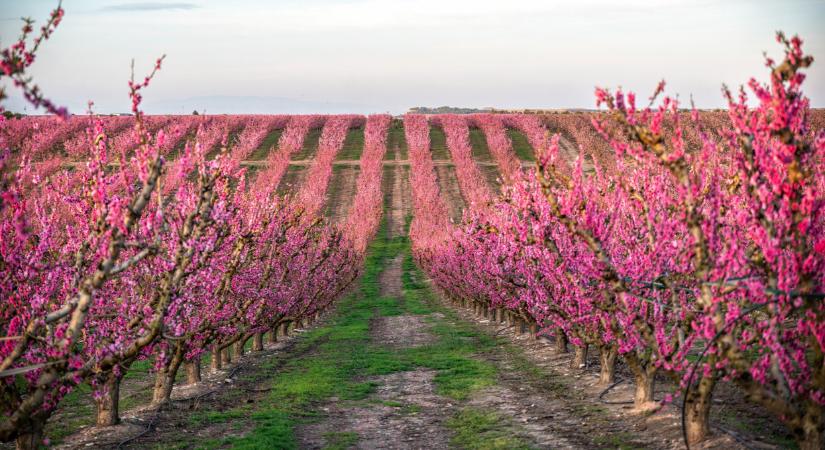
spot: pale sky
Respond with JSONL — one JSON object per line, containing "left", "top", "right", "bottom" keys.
{"left": 1, "top": 0, "right": 823, "bottom": 114}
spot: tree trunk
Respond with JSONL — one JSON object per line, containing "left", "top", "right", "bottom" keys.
{"left": 529, "top": 321, "right": 538, "bottom": 339}
{"left": 555, "top": 330, "right": 568, "bottom": 353}
{"left": 210, "top": 345, "right": 222, "bottom": 371}
{"left": 222, "top": 346, "right": 232, "bottom": 365}
{"left": 684, "top": 373, "right": 715, "bottom": 444}
{"left": 152, "top": 352, "right": 184, "bottom": 407}
{"left": 151, "top": 370, "right": 173, "bottom": 407}
{"left": 269, "top": 328, "right": 278, "bottom": 343}
{"left": 14, "top": 419, "right": 44, "bottom": 450}
{"left": 632, "top": 367, "right": 657, "bottom": 411}
{"left": 185, "top": 359, "right": 201, "bottom": 384}
{"left": 95, "top": 373, "right": 122, "bottom": 426}
{"left": 515, "top": 318, "right": 525, "bottom": 336}
{"left": 252, "top": 333, "right": 264, "bottom": 351}
{"left": 623, "top": 353, "right": 658, "bottom": 411}
{"left": 280, "top": 322, "right": 290, "bottom": 337}
{"left": 233, "top": 339, "right": 245, "bottom": 359}
{"left": 797, "top": 414, "right": 823, "bottom": 450}
{"left": 572, "top": 344, "right": 588, "bottom": 368}
{"left": 598, "top": 346, "right": 618, "bottom": 385}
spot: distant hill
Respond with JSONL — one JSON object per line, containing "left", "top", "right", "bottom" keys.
{"left": 407, "top": 106, "right": 493, "bottom": 114}
{"left": 406, "top": 106, "right": 602, "bottom": 114}
{"left": 144, "top": 96, "right": 376, "bottom": 115}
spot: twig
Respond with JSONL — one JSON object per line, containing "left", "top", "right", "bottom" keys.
{"left": 116, "top": 407, "right": 161, "bottom": 449}
{"left": 171, "top": 389, "right": 216, "bottom": 403}
{"left": 597, "top": 378, "right": 634, "bottom": 405}
{"left": 495, "top": 325, "right": 515, "bottom": 335}
{"left": 227, "top": 364, "right": 243, "bottom": 379}
{"left": 713, "top": 425, "right": 761, "bottom": 450}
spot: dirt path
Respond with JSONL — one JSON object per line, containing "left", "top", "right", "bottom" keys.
{"left": 325, "top": 166, "right": 360, "bottom": 224}
{"left": 434, "top": 165, "right": 465, "bottom": 224}
{"left": 388, "top": 147, "right": 412, "bottom": 238}
{"left": 557, "top": 136, "right": 594, "bottom": 173}
{"left": 298, "top": 304, "right": 450, "bottom": 449}
{"left": 296, "top": 149, "right": 455, "bottom": 449}
{"left": 297, "top": 368, "right": 454, "bottom": 449}
{"left": 294, "top": 156, "right": 605, "bottom": 450}
{"left": 378, "top": 255, "right": 404, "bottom": 298}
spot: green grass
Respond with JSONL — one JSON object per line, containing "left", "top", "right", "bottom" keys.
{"left": 190, "top": 408, "right": 249, "bottom": 426}
{"left": 248, "top": 128, "right": 284, "bottom": 160}
{"left": 507, "top": 128, "right": 535, "bottom": 161}
{"left": 591, "top": 432, "right": 646, "bottom": 450}
{"left": 46, "top": 383, "right": 95, "bottom": 444}
{"left": 276, "top": 165, "right": 306, "bottom": 196}
{"left": 716, "top": 409, "right": 798, "bottom": 449}
{"left": 429, "top": 125, "right": 450, "bottom": 160}
{"left": 385, "top": 119, "right": 408, "bottom": 160}
{"left": 322, "top": 431, "right": 358, "bottom": 450}
{"left": 206, "top": 130, "right": 241, "bottom": 160}
{"left": 322, "top": 165, "right": 360, "bottom": 220}
{"left": 468, "top": 127, "right": 503, "bottom": 190}
{"left": 164, "top": 128, "right": 197, "bottom": 160}
{"left": 197, "top": 210, "right": 497, "bottom": 448}
{"left": 46, "top": 359, "right": 157, "bottom": 445}
{"left": 293, "top": 127, "right": 323, "bottom": 160}
{"left": 446, "top": 408, "right": 534, "bottom": 450}
{"left": 335, "top": 127, "right": 365, "bottom": 160}
{"left": 469, "top": 127, "right": 493, "bottom": 162}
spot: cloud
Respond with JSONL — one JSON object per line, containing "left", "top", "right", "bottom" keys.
{"left": 99, "top": 2, "right": 200, "bottom": 12}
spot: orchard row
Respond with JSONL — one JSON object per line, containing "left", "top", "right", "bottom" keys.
{"left": 3, "top": 38, "right": 825, "bottom": 450}
{"left": 407, "top": 36, "right": 825, "bottom": 449}
{"left": 0, "top": 78, "right": 390, "bottom": 446}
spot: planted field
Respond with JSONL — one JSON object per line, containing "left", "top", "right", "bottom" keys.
{"left": 2, "top": 15, "right": 825, "bottom": 449}
{"left": 3, "top": 100, "right": 825, "bottom": 449}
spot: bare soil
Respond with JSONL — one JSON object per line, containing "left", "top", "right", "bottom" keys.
{"left": 557, "top": 136, "right": 594, "bottom": 172}
{"left": 370, "top": 314, "right": 437, "bottom": 349}
{"left": 298, "top": 172, "right": 592, "bottom": 450}
{"left": 378, "top": 256, "right": 404, "bottom": 298}
{"left": 446, "top": 303, "right": 794, "bottom": 449}
{"left": 298, "top": 369, "right": 456, "bottom": 450}
{"left": 325, "top": 165, "right": 361, "bottom": 224}
{"left": 387, "top": 149, "right": 412, "bottom": 238}
{"left": 433, "top": 165, "right": 465, "bottom": 224}
{"left": 276, "top": 164, "right": 307, "bottom": 196}
{"left": 297, "top": 314, "right": 451, "bottom": 449}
